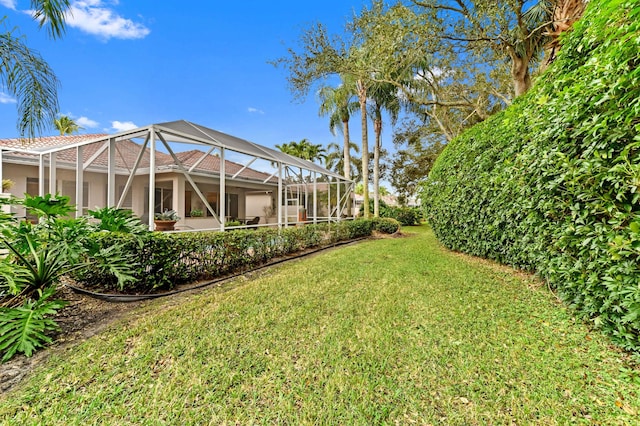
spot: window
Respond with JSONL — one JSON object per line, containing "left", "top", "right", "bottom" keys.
{"left": 143, "top": 186, "right": 173, "bottom": 215}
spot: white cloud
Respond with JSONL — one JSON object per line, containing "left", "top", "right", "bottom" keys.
{"left": 66, "top": 0, "right": 150, "bottom": 40}
{"left": 0, "top": 92, "right": 17, "bottom": 104}
{"left": 76, "top": 116, "right": 99, "bottom": 128}
{"left": 248, "top": 107, "right": 265, "bottom": 115}
{"left": 0, "top": 0, "right": 17, "bottom": 10}
{"left": 111, "top": 120, "right": 137, "bottom": 132}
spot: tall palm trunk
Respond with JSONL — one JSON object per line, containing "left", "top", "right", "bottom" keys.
{"left": 543, "top": 0, "right": 586, "bottom": 69}
{"left": 357, "top": 79, "right": 370, "bottom": 218}
{"left": 373, "top": 106, "right": 382, "bottom": 218}
{"left": 342, "top": 118, "right": 353, "bottom": 217}
{"left": 342, "top": 119, "right": 351, "bottom": 180}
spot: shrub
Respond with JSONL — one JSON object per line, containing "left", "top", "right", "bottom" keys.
{"left": 421, "top": 1, "right": 640, "bottom": 351}
{"left": 79, "top": 219, "right": 381, "bottom": 293}
{"left": 372, "top": 217, "right": 400, "bottom": 234}
{"left": 391, "top": 207, "right": 419, "bottom": 226}
{"left": 359, "top": 199, "right": 419, "bottom": 226}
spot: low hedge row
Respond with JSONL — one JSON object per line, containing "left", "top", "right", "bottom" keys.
{"left": 76, "top": 218, "right": 398, "bottom": 292}
{"left": 421, "top": 1, "right": 640, "bottom": 351}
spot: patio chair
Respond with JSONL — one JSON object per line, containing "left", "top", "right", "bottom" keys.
{"left": 246, "top": 216, "right": 260, "bottom": 226}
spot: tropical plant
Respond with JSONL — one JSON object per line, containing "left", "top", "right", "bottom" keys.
{"left": 88, "top": 206, "right": 148, "bottom": 236}
{"left": 1, "top": 179, "right": 14, "bottom": 192}
{"left": 276, "top": 139, "right": 327, "bottom": 164}
{"left": 154, "top": 209, "right": 180, "bottom": 221}
{"left": 368, "top": 81, "right": 400, "bottom": 217}
{"left": 0, "top": 194, "right": 139, "bottom": 361}
{"left": 317, "top": 74, "right": 359, "bottom": 180}
{"left": 1, "top": 0, "right": 71, "bottom": 138}
{"left": 54, "top": 115, "right": 82, "bottom": 135}
{"left": 0, "top": 287, "right": 66, "bottom": 362}
{"left": 325, "top": 141, "right": 360, "bottom": 181}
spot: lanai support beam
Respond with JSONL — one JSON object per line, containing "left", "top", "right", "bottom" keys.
{"left": 313, "top": 172, "right": 318, "bottom": 224}
{"left": 156, "top": 132, "right": 220, "bottom": 222}
{"left": 38, "top": 155, "right": 45, "bottom": 196}
{"left": 337, "top": 179, "right": 341, "bottom": 221}
{"left": 219, "top": 147, "right": 226, "bottom": 231}
{"left": 49, "top": 152, "right": 57, "bottom": 195}
{"left": 75, "top": 146, "right": 83, "bottom": 218}
{"left": 117, "top": 134, "right": 149, "bottom": 209}
{"left": 277, "top": 162, "right": 283, "bottom": 229}
{"left": 107, "top": 137, "right": 116, "bottom": 206}
{"left": 147, "top": 128, "right": 156, "bottom": 231}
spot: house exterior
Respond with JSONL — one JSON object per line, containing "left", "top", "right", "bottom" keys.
{"left": 0, "top": 120, "right": 353, "bottom": 230}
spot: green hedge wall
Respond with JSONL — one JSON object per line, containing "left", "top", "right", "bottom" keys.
{"left": 76, "top": 219, "right": 395, "bottom": 292}
{"left": 421, "top": 1, "right": 640, "bottom": 351}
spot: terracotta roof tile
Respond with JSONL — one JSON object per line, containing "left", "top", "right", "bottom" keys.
{"left": 0, "top": 135, "right": 273, "bottom": 182}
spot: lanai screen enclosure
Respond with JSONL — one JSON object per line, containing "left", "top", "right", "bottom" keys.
{"left": 0, "top": 120, "right": 354, "bottom": 231}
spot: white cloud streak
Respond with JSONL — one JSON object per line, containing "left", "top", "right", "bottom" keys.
{"left": 66, "top": 0, "right": 150, "bottom": 40}
{"left": 76, "top": 116, "right": 99, "bottom": 128}
{"left": 0, "top": 92, "right": 17, "bottom": 104}
{"left": 111, "top": 120, "right": 137, "bottom": 132}
{"left": 248, "top": 107, "right": 265, "bottom": 115}
{"left": 0, "top": 0, "right": 17, "bottom": 10}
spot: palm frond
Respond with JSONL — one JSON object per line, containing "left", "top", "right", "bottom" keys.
{"left": 0, "top": 32, "right": 60, "bottom": 139}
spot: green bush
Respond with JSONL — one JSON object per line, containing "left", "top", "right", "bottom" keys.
{"left": 79, "top": 219, "right": 381, "bottom": 293}
{"left": 359, "top": 199, "right": 419, "bottom": 226}
{"left": 372, "top": 217, "right": 400, "bottom": 234}
{"left": 421, "top": 1, "right": 640, "bottom": 351}
{"left": 391, "top": 207, "right": 419, "bottom": 226}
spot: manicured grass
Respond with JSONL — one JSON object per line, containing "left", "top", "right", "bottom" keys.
{"left": 1, "top": 225, "right": 638, "bottom": 424}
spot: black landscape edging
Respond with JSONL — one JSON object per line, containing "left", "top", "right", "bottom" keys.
{"left": 66, "top": 237, "right": 367, "bottom": 303}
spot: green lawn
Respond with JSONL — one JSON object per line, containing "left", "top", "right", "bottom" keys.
{"left": 1, "top": 225, "right": 638, "bottom": 424}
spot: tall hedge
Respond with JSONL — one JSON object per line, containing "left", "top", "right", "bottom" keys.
{"left": 421, "top": 1, "right": 640, "bottom": 351}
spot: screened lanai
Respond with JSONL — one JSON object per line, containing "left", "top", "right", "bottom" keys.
{"left": 0, "top": 120, "right": 354, "bottom": 231}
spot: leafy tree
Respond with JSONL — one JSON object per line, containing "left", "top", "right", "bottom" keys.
{"left": 1, "top": 0, "right": 71, "bottom": 138}
{"left": 54, "top": 114, "right": 82, "bottom": 135}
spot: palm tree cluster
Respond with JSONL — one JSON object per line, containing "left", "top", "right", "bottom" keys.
{"left": 275, "top": 139, "right": 327, "bottom": 163}
{"left": 276, "top": 0, "right": 587, "bottom": 214}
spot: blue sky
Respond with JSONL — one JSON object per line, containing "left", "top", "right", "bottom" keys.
{"left": 1, "top": 0, "right": 396, "bottom": 168}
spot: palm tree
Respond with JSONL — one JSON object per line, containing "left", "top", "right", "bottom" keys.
{"left": 1, "top": 0, "right": 71, "bottom": 138}
{"left": 542, "top": 0, "right": 587, "bottom": 69}
{"left": 325, "top": 141, "right": 361, "bottom": 181}
{"left": 54, "top": 115, "right": 82, "bottom": 135}
{"left": 368, "top": 82, "right": 400, "bottom": 217}
{"left": 317, "top": 74, "right": 359, "bottom": 181}
{"left": 276, "top": 139, "right": 327, "bottom": 163}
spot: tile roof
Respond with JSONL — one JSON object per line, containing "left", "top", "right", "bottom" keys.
{"left": 0, "top": 135, "right": 273, "bottom": 182}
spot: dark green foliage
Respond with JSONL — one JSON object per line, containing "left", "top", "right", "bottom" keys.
{"left": 359, "top": 199, "right": 419, "bottom": 226}
{"left": 421, "top": 1, "right": 640, "bottom": 351}
{"left": 0, "top": 196, "right": 139, "bottom": 361}
{"left": 79, "top": 219, "right": 384, "bottom": 293}
{"left": 0, "top": 287, "right": 66, "bottom": 362}
{"left": 371, "top": 217, "right": 400, "bottom": 234}
{"left": 88, "top": 207, "right": 148, "bottom": 236}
